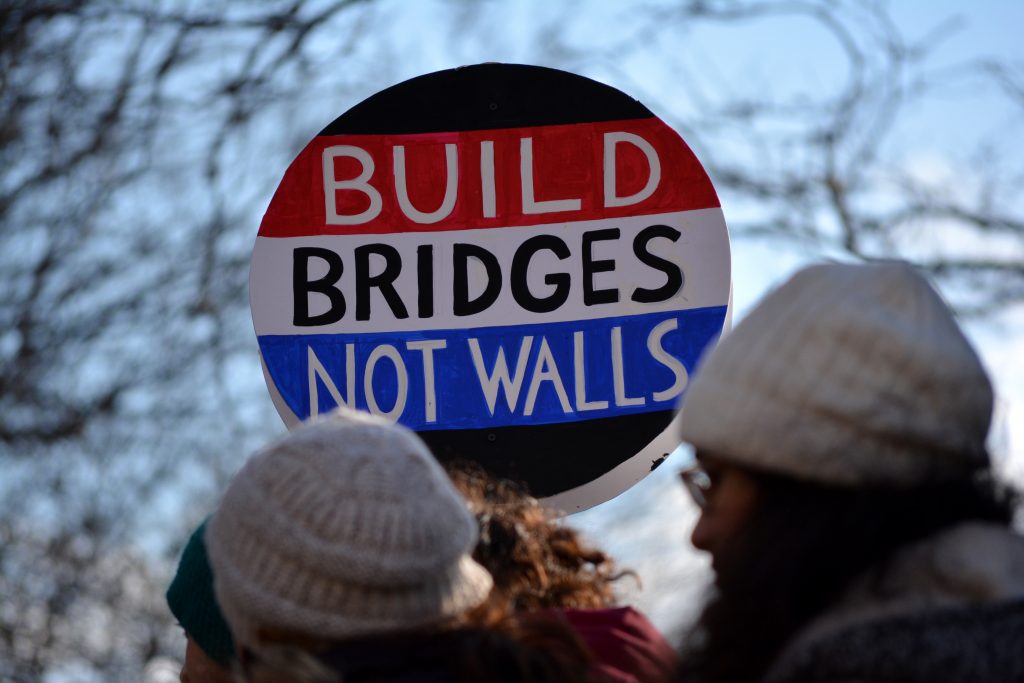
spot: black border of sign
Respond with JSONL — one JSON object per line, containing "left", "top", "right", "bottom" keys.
{"left": 318, "top": 63, "right": 655, "bottom": 136}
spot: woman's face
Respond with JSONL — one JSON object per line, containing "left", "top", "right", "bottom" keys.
{"left": 688, "top": 453, "right": 760, "bottom": 570}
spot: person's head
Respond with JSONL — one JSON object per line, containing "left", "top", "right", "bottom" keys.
{"left": 206, "top": 409, "right": 601, "bottom": 683}
{"left": 447, "top": 461, "right": 632, "bottom": 612}
{"left": 205, "top": 407, "right": 493, "bottom": 654}
{"left": 673, "top": 261, "right": 1017, "bottom": 683}
{"left": 165, "top": 520, "right": 235, "bottom": 683}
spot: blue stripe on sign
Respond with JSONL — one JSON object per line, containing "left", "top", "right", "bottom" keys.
{"left": 258, "top": 306, "right": 726, "bottom": 431}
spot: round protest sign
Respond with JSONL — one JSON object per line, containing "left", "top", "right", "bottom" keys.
{"left": 251, "top": 63, "right": 731, "bottom": 511}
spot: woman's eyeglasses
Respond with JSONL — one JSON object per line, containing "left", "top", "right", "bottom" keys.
{"left": 678, "top": 463, "right": 712, "bottom": 509}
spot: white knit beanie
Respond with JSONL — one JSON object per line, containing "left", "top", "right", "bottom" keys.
{"left": 678, "top": 261, "right": 993, "bottom": 487}
{"left": 206, "top": 407, "right": 493, "bottom": 647}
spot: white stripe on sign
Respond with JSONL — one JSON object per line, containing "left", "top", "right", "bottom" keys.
{"left": 250, "top": 208, "right": 730, "bottom": 335}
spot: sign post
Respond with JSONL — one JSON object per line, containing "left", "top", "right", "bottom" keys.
{"left": 251, "top": 63, "right": 731, "bottom": 511}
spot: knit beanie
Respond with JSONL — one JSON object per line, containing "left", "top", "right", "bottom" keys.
{"left": 206, "top": 407, "right": 493, "bottom": 647}
{"left": 678, "top": 261, "right": 993, "bottom": 487}
{"left": 165, "top": 519, "right": 235, "bottom": 666}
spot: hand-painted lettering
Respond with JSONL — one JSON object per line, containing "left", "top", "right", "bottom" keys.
{"left": 582, "top": 228, "right": 620, "bottom": 306}
{"left": 293, "top": 247, "right": 345, "bottom": 326}
{"left": 631, "top": 225, "right": 683, "bottom": 303}
{"left": 271, "top": 308, "right": 726, "bottom": 431}
{"left": 510, "top": 235, "right": 571, "bottom": 314}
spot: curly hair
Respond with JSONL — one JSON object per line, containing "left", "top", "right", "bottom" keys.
{"left": 446, "top": 461, "right": 635, "bottom": 613}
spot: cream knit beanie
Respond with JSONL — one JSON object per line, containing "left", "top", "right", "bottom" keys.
{"left": 206, "top": 407, "right": 493, "bottom": 647}
{"left": 678, "top": 261, "right": 993, "bottom": 487}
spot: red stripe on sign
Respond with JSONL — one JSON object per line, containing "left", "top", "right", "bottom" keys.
{"left": 259, "top": 118, "right": 719, "bottom": 237}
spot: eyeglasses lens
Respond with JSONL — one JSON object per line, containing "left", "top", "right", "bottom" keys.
{"left": 680, "top": 467, "right": 711, "bottom": 509}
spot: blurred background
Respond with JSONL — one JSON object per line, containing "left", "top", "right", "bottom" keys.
{"left": 2, "top": 1, "right": 1022, "bottom": 681}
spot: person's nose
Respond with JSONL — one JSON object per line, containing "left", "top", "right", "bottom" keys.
{"left": 690, "top": 511, "right": 714, "bottom": 551}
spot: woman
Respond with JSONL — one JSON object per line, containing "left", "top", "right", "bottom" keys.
{"left": 205, "top": 407, "right": 602, "bottom": 683}
{"left": 673, "top": 261, "right": 1024, "bottom": 683}
{"left": 449, "top": 463, "right": 678, "bottom": 683}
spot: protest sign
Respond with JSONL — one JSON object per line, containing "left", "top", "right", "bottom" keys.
{"left": 251, "top": 63, "right": 731, "bottom": 510}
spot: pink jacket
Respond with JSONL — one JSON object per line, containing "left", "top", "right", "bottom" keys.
{"left": 559, "top": 607, "right": 678, "bottom": 683}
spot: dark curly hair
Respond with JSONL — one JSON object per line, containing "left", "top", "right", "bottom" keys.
{"left": 446, "top": 461, "right": 636, "bottom": 613}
